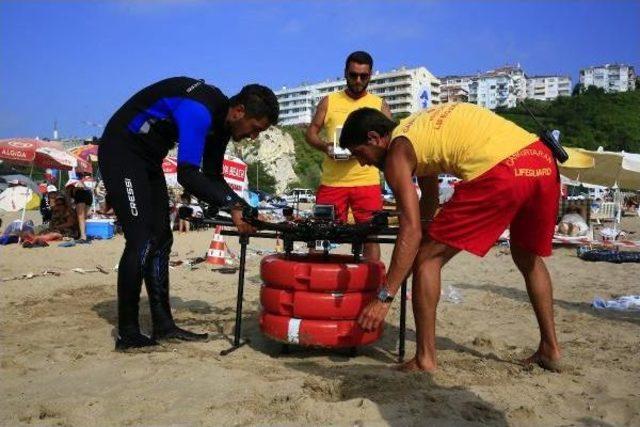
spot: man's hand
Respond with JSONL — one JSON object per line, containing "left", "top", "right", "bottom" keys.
{"left": 325, "top": 144, "right": 335, "bottom": 156}
{"left": 231, "top": 208, "right": 256, "bottom": 234}
{"left": 357, "top": 299, "right": 391, "bottom": 331}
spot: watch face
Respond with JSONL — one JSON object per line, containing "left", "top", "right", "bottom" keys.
{"left": 378, "top": 288, "right": 392, "bottom": 302}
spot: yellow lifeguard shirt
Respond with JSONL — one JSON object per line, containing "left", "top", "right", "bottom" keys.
{"left": 322, "top": 91, "right": 383, "bottom": 186}
{"left": 391, "top": 103, "right": 538, "bottom": 181}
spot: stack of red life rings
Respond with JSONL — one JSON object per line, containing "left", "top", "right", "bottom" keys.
{"left": 259, "top": 253, "right": 386, "bottom": 348}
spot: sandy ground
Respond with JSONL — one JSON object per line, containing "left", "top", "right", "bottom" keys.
{"left": 1, "top": 210, "right": 639, "bottom": 427}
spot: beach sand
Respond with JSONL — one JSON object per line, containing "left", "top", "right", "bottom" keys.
{"left": 1, "top": 210, "right": 639, "bottom": 426}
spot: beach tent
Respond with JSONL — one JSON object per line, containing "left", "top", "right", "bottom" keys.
{"left": 0, "top": 186, "right": 40, "bottom": 212}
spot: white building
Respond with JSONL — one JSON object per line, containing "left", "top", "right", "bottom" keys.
{"left": 275, "top": 66, "right": 441, "bottom": 125}
{"left": 439, "top": 75, "right": 474, "bottom": 103}
{"left": 580, "top": 64, "right": 636, "bottom": 93}
{"left": 468, "top": 65, "right": 527, "bottom": 109}
{"left": 526, "top": 75, "right": 572, "bottom": 101}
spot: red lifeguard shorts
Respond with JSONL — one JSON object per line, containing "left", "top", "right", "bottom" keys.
{"left": 316, "top": 184, "right": 383, "bottom": 223}
{"left": 429, "top": 140, "right": 560, "bottom": 257}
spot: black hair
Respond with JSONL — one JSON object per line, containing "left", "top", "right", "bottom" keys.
{"left": 345, "top": 51, "right": 373, "bottom": 71}
{"left": 229, "top": 84, "right": 279, "bottom": 124}
{"left": 340, "top": 108, "right": 397, "bottom": 149}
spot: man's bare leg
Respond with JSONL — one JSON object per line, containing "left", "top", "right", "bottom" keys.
{"left": 363, "top": 242, "right": 380, "bottom": 261}
{"left": 401, "top": 240, "right": 459, "bottom": 372}
{"left": 510, "top": 244, "right": 562, "bottom": 371}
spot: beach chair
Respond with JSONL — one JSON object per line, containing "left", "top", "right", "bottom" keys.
{"left": 590, "top": 202, "right": 617, "bottom": 224}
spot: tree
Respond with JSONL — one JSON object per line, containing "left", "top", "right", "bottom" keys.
{"left": 572, "top": 83, "right": 584, "bottom": 96}
{"left": 281, "top": 125, "right": 324, "bottom": 190}
{"left": 496, "top": 89, "right": 640, "bottom": 152}
{"left": 246, "top": 161, "right": 277, "bottom": 194}
{"left": 392, "top": 112, "right": 411, "bottom": 121}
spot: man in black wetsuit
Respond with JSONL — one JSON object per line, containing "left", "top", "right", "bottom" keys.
{"left": 98, "top": 77, "right": 279, "bottom": 350}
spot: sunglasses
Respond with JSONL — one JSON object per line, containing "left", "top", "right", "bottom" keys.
{"left": 347, "top": 72, "right": 370, "bottom": 80}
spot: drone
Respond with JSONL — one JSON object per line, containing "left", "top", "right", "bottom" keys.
{"left": 240, "top": 205, "right": 399, "bottom": 259}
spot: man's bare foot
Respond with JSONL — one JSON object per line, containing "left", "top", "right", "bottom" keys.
{"left": 398, "top": 356, "right": 436, "bottom": 373}
{"left": 522, "top": 351, "right": 563, "bottom": 372}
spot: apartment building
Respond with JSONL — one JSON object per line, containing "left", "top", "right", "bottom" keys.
{"left": 275, "top": 66, "right": 441, "bottom": 125}
{"left": 467, "top": 65, "right": 527, "bottom": 109}
{"left": 438, "top": 75, "right": 474, "bottom": 103}
{"left": 526, "top": 75, "right": 572, "bottom": 101}
{"left": 580, "top": 64, "right": 636, "bottom": 93}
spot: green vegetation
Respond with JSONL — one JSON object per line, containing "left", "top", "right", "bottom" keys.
{"left": 246, "top": 160, "right": 277, "bottom": 194}
{"left": 392, "top": 111, "right": 411, "bottom": 121}
{"left": 281, "top": 125, "right": 324, "bottom": 190}
{"left": 496, "top": 87, "right": 640, "bottom": 152}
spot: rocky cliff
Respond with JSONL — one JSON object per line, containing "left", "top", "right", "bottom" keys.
{"left": 233, "top": 127, "right": 298, "bottom": 195}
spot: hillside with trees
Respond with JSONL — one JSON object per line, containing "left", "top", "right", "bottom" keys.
{"left": 496, "top": 87, "right": 640, "bottom": 152}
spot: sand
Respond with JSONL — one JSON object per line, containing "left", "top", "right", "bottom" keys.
{"left": 1, "top": 210, "right": 639, "bottom": 426}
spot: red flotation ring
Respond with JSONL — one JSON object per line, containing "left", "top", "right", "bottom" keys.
{"left": 260, "top": 254, "right": 385, "bottom": 292}
{"left": 259, "top": 312, "right": 383, "bottom": 348}
{"left": 261, "top": 286, "right": 375, "bottom": 319}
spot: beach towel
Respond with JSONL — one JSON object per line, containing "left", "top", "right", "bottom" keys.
{"left": 578, "top": 249, "right": 640, "bottom": 263}
{"left": 593, "top": 295, "right": 640, "bottom": 311}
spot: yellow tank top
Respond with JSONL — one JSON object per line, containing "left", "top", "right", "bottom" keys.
{"left": 321, "top": 91, "right": 383, "bottom": 186}
{"left": 391, "top": 103, "right": 538, "bottom": 181}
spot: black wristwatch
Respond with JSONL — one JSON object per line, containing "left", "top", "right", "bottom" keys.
{"left": 377, "top": 286, "right": 395, "bottom": 303}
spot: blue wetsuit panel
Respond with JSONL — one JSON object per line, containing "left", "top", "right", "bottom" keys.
{"left": 172, "top": 99, "right": 212, "bottom": 167}
{"left": 126, "top": 97, "right": 212, "bottom": 168}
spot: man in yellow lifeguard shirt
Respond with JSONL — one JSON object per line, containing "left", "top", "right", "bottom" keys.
{"left": 339, "top": 103, "right": 562, "bottom": 373}
{"left": 305, "top": 51, "right": 392, "bottom": 260}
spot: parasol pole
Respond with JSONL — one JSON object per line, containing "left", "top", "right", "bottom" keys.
{"left": 17, "top": 163, "right": 35, "bottom": 242}
{"left": 613, "top": 181, "right": 622, "bottom": 237}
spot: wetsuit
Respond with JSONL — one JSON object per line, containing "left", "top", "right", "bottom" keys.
{"left": 98, "top": 77, "right": 244, "bottom": 349}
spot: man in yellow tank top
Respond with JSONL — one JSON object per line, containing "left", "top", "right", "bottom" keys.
{"left": 339, "top": 104, "right": 562, "bottom": 373}
{"left": 305, "top": 51, "right": 392, "bottom": 261}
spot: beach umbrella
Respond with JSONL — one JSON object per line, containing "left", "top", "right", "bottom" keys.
{"left": 0, "top": 138, "right": 82, "bottom": 230}
{"left": 0, "top": 174, "right": 40, "bottom": 194}
{"left": 561, "top": 147, "right": 640, "bottom": 232}
{"left": 68, "top": 144, "right": 99, "bottom": 162}
{"left": 68, "top": 144, "right": 98, "bottom": 174}
{"left": 0, "top": 186, "right": 40, "bottom": 212}
{"left": 560, "top": 147, "right": 640, "bottom": 190}
{"left": 0, "top": 138, "right": 78, "bottom": 170}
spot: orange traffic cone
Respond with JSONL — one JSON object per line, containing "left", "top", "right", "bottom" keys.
{"left": 207, "top": 226, "right": 226, "bottom": 266}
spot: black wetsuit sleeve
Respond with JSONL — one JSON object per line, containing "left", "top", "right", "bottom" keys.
{"left": 177, "top": 163, "right": 246, "bottom": 208}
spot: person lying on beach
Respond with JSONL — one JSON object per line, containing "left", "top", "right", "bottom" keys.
{"left": 20, "top": 231, "right": 63, "bottom": 248}
{"left": 340, "top": 103, "right": 563, "bottom": 373}
{"left": 557, "top": 207, "right": 589, "bottom": 237}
